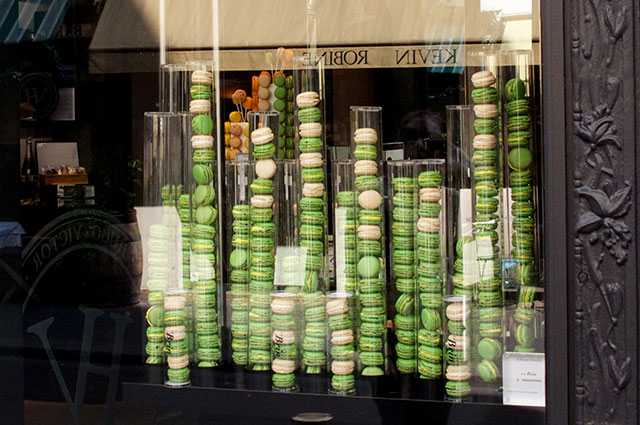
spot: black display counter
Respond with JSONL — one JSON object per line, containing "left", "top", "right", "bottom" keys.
{"left": 123, "top": 370, "right": 544, "bottom": 425}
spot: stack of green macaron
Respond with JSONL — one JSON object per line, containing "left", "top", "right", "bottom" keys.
{"left": 229, "top": 204, "right": 250, "bottom": 366}
{"left": 190, "top": 68, "right": 221, "bottom": 368}
{"left": 415, "top": 169, "right": 444, "bottom": 380}
{"left": 164, "top": 291, "right": 190, "bottom": 386}
{"left": 513, "top": 284, "right": 537, "bottom": 352}
{"left": 270, "top": 293, "right": 298, "bottom": 391}
{"left": 352, "top": 125, "right": 386, "bottom": 377}
{"left": 335, "top": 189, "right": 358, "bottom": 297}
{"left": 248, "top": 125, "right": 277, "bottom": 372}
{"left": 177, "top": 194, "right": 196, "bottom": 363}
{"left": 327, "top": 293, "right": 356, "bottom": 394}
{"left": 296, "top": 90, "right": 328, "bottom": 375}
{"left": 444, "top": 298, "right": 472, "bottom": 398}
{"left": 161, "top": 184, "right": 182, "bottom": 207}
{"left": 178, "top": 194, "right": 191, "bottom": 288}
{"left": 389, "top": 172, "right": 417, "bottom": 375}
{"left": 145, "top": 223, "right": 171, "bottom": 364}
{"left": 274, "top": 74, "right": 295, "bottom": 159}
{"left": 470, "top": 71, "right": 503, "bottom": 382}
{"left": 505, "top": 77, "right": 537, "bottom": 352}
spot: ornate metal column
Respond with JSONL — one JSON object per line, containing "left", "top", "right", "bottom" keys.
{"left": 544, "top": 0, "right": 639, "bottom": 424}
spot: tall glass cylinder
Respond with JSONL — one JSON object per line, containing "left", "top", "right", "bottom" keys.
{"left": 443, "top": 295, "right": 472, "bottom": 401}
{"left": 249, "top": 111, "right": 280, "bottom": 160}
{"left": 246, "top": 119, "right": 278, "bottom": 372}
{"left": 143, "top": 112, "right": 181, "bottom": 207}
{"left": 445, "top": 105, "right": 476, "bottom": 297}
{"left": 386, "top": 161, "right": 418, "bottom": 376}
{"left": 499, "top": 50, "right": 542, "bottom": 355}
{"left": 226, "top": 160, "right": 252, "bottom": 367}
{"left": 143, "top": 112, "right": 182, "bottom": 367}
{"left": 294, "top": 56, "right": 329, "bottom": 377}
{"left": 332, "top": 160, "right": 357, "bottom": 297}
{"left": 413, "top": 159, "right": 446, "bottom": 387}
{"left": 164, "top": 289, "right": 192, "bottom": 387}
{"left": 270, "top": 291, "right": 301, "bottom": 392}
{"left": 350, "top": 106, "right": 387, "bottom": 382}
{"left": 270, "top": 161, "right": 303, "bottom": 390}
{"left": 468, "top": 51, "right": 506, "bottom": 395}
{"left": 327, "top": 291, "right": 357, "bottom": 395}
{"left": 160, "top": 64, "right": 190, "bottom": 113}
{"left": 187, "top": 62, "right": 221, "bottom": 368}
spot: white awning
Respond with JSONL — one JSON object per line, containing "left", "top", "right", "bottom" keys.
{"left": 89, "top": 0, "right": 539, "bottom": 73}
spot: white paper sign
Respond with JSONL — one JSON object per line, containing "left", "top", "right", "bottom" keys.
{"left": 503, "top": 352, "right": 546, "bottom": 407}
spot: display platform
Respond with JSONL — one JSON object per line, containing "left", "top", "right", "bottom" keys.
{"left": 123, "top": 368, "right": 544, "bottom": 425}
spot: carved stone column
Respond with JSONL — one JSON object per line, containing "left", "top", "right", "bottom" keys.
{"left": 563, "top": 0, "right": 638, "bottom": 424}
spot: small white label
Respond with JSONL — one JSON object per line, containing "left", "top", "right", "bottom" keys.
{"left": 503, "top": 352, "right": 546, "bottom": 407}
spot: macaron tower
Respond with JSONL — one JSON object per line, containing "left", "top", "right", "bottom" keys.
{"left": 350, "top": 106, "right": 387, "bottom": 380}
{"left": 387, "top": 162, "right": 418, "bottom": 376}
{"left": 145, "top": 223, "right": 170, "bottom": 365}
{"left": 271, "top": 292, "right": 299, "bottom": 391}
{"left": 226, "top": 161, "right": 252, "bottom": 367}
{"left": 332, "top": 160, "right": 359, "bottom": 315}
{"left": 470, "top": 67, "right": 504, "bottom": 387}
{"left": 443, "top": 296, "right": 472, "bottom": 399}
{"left": 414, "top": 161, "right": 446, "bottom": 382}
{"left": 164, "top": 290, "right": 190, "bottom": 386}
{"left": 247, "top": 112, "right": 278, "bottom": 372}
{"left": 503, "top": 61, "right": 538, "bottom": 354}
{"left": 177, "top": 193, "right": 195, "bottom": 367}
{"left": 294, "top": 56, "right": 328, "bottom": 376}
{"left": 327, "top": 292, "right": 356, "bottom": 394}
{"left": 189, "top": 65, "right": 221, "bottom": 368}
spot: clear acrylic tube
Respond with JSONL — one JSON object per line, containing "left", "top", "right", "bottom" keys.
{"left": 350, "top": 106, "right": 387, "bottom": 378}
{"left": 143, "top": 111, "right": 182, "bottom": 366}
{"left": 350, "top": 106, "right": 383, "bottom": 160}
{"left": 164, "top": 289, "right": 191, "bottom": 387}
{"left": 186, "top": 62, "right": 221, "bottom": 368}
{"left": 249, "top": 111, "right": 280, "bottom": 161}
{"left": 443, "top": 295, "right": 472, "bottom": 401}
{"left": 327, "top": 291, "right": 357, "bottom": 395}
{"left": 160, "top": 64, "right": 190, "bottom": 113}
{"left": 413, "top": 159, "right": 446, "bottom": 382}
{"left": 226, "top": 160, "right": 252, "bottom": 367}
{"left": 246, "top": 118, "right": 278, "bottom": 372}
{"left": 500, "top": 50, "right": 543, "bottom": 355}
{"left": 294, "top": 56, "right": 329, "bottom": 376}
{"left": 143, "top": 112, "right": 181, "bottom": 207}
{"left": 466, "top": 50, "right": 505, "bottom": 394}
{"left": 386, "top": 160, "right": 418, "bottom": 376}
{"left": 271, "top": 291, "right": 301, "bottom": 392}
{"left": 331, "top": 160, "right": 357, "bottom": 296}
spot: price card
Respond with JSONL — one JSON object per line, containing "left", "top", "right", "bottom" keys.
{"left": 503, "top": 352, "right": 546, "bottom": 407}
